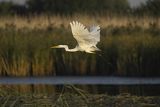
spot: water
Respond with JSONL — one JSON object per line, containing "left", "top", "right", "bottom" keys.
{"left": 0, "top": 76, "right": 160, "bottom": 85}
{"left": 1, "top": 76, "right": 160, "bottom": 96}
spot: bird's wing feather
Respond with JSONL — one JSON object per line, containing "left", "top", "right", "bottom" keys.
{"left": 89, "top": 25, "right": 100, "bottom": 42}
{"left": 70, "top": 21, "right": 89, "bottom": 36}
{"left": 70, "top": 21, "right": 100, "bottom": 47}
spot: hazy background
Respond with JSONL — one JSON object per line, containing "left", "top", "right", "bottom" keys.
{"left": 128, "top": 0, "right": 147, "bottom": 7}
{"left": 0, "top": 0, "right": 147, "bottom": 7}
{"left": 0, "top": 0, "right": 159, "bottom": 16}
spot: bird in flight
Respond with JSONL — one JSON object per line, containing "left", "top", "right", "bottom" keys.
{"left": 51, "top": 21, "right": 101, "bottom": 53}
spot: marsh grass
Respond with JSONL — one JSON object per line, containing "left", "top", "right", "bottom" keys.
{"left": 0, "top": 15, "right": 159, "bottom": 30}
{"left": 0, "top": 15, "right": 160, "bottom": 76}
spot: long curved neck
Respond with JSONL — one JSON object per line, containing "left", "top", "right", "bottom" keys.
{"left": 61, "top": 45, "right": 78, "bottom": 52}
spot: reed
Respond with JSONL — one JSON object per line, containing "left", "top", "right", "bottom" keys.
{"left": 0, "top": 15, "right": 159, "bottom": 30}
{"left": 0, "top": 15, "right": 160, "bottom": 76}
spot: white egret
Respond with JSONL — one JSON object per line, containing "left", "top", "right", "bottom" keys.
{"left": 51, "top": 21, "right": 101, "bottom": 53}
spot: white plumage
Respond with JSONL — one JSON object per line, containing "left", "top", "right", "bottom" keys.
{"left": 51, "top": 21, "right": 101, "bottom": 53}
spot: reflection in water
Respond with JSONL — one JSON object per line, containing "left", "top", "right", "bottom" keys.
{"left": 0, "top": 85, "right": 160, "bottom": 96}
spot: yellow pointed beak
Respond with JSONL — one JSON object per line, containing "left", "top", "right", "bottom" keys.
{"left": 51, "top": 46, "right": 59, "bottom": 48}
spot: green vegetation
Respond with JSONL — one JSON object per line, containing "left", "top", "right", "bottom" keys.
{"left": 0, "top": 0, "right": 130, "bottom": 15}
{"left": 0, "top": 0, "right": 160, "bottom": 17}
{"left": 26, "top": 0, "right": 129, "bottom": 15}
{"left": 0, "top": 15, "right": 160, "bottom": 76}
{"left": 135, "top": 0, "right": 160, "bottom": 17}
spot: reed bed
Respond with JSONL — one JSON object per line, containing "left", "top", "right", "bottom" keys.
{"left": 0, "top": 15, "right": 160, "bottom": 76}
{"left": 0, "top": 15, "right": 160, "bottom": 30}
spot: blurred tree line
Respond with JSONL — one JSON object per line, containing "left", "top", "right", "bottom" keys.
{"left": 0, "top": 0, "right": 159, "bottom": 16}
{"left": 134, "top": 0, "right": 160, "bottom": 17}
{"left": 26, "top": 0, "right": 129, "bottom": 15}
{"left": 0, "top": 1, "right": 27, "bottom": 15}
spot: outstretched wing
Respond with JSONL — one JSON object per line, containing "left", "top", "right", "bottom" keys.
{"left": 89, "top": 25, "right": 100, "bottom": 45}
{"left": 70, "top": 21, "right": 100, "bottom": 48}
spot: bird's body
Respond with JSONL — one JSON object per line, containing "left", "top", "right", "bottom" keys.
{"left": 51, "top": 21, "right": 101, "bottom": 53}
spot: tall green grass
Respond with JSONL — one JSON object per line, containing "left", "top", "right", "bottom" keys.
{"left": 0, "top": 17, "right": 160, "bottom": 76}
